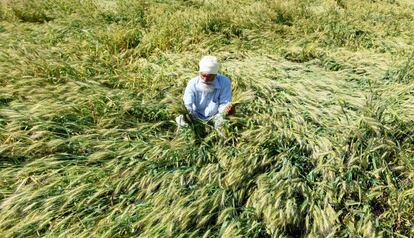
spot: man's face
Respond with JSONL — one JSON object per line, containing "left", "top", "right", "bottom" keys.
{"left": 199, "top": 72, "right": 216, "bottom": 84}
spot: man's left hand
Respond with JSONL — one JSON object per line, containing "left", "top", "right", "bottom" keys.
{"left": 224, "top": 103, "right": 234, "bottom": 116}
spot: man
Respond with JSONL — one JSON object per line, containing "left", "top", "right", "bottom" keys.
{"left": 176, "top": 56, "right": 233, "bottom": 130}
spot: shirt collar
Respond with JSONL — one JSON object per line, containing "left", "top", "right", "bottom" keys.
{"left": 213, "top": 76, "right": 221, "bottom": 89}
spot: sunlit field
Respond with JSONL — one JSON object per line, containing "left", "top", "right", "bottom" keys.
{"left": 0, "top": 0, "right": 413, "bottom": 237}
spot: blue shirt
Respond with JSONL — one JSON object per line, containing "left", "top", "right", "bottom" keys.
{"left": 183, "top": 74, "right": 232, "bottom": 120}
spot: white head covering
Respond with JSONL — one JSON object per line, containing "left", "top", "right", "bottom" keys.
{"left": 199, "top": 56, "right": 219, "bottom": 74}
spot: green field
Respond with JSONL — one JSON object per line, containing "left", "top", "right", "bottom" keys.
{"left": 0, "top": 0, "right": 413, "bottom": 237}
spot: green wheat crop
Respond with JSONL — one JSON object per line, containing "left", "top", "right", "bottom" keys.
{"left": 0, "top": 0, "right": 413, "bottom": 237}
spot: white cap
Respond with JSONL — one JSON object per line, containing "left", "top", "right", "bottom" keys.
{"left": 199, "top": 56, "right": 219, "bottom": 74}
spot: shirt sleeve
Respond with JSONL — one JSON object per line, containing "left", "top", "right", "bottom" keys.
{"left": 183, "top": 80, "right": 195, "bottom": 114}
{"left": 218, "top": 78, "right": 232, "bottom": 114}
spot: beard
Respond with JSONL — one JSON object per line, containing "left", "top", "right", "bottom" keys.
{"left": 196, "top": 80, "right": 216, "bottom": 93}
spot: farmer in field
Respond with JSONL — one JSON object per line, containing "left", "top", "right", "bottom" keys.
{"left": 176, "top": 56, "right": 233, "bottom": 130}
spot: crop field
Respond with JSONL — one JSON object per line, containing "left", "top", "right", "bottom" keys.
{"left": 0, "top": 0, "right": 413, "bottom": 237}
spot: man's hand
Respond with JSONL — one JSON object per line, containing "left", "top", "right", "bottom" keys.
{"left": 223, "top": 103, "right": 235, "bottom": 116}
